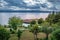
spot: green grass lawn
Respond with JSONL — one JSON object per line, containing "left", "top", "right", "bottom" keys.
{"left": 9, "top": 30, "right": 46, "bottom": 40}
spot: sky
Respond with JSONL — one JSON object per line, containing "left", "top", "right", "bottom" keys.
{"left": 0, "top": 0, "right": 60, "bottom": 11}
{"left": 0, "top": 13, "right": 49, "bottom": 25}
{"left": 0, "top": 0, "right": 60, "bottom": 25}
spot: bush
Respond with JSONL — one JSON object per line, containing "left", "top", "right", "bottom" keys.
{"left": 0, "top": 27, "right": 10, "bottom": 40}
{"left": 50, "top": 29, "right": 60, "bottom": 40}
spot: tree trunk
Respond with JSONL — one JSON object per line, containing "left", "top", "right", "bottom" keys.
{"left": 36, "top": 34, "right": 38, "bottom": 40}
{"left": 18, "top": 37, "right": 20, "bottom": 40}
{"left": 34, "top": 34, "right": 36, "bottom": 40}
{"left": 34, "top": 30, "right": 38, "bottom": 40}
{"left": 34, "top": 34, "right": 38, "bottom": 40}
{"left": 46, "top": 34, "right": 48, "bottom": 40}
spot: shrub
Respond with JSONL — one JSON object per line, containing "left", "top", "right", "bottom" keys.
{"left": 50, "top": 29, "right": 60, "bottom": 40}
{"left": 0, "top": 27, "right": 10, "bottom": 40}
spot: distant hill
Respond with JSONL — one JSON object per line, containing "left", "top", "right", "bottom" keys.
{"left": 23, "top": 19, "right": 38, "bottom": 24}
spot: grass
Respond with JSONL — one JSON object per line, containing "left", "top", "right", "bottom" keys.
{"left": 9, "top": 30, "right": 46, "bottom": 40}
{"left": 9, "top": 34, "right": 18, "bottom": 40}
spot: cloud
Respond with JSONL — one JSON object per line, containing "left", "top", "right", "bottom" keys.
{"left": 23, "top": 0, "right": 48, "bottom": 6}
{"left": 46, "top": 2, "right": 53, "bottom": 8}
{"left": 23, "top": 0, "right": 35, "bottom": 6}
{"left": 9, "top": 6, "right": 35, "bottom": 10}
{"left": 9, "top": 6, "right": 24, "bottom": 10}
{"left": 38, "top": 0, "right": 47, "bottom": 4}
{"left": 0, "top": 0, "right": 60, "bottom": 11}
{"left": 0, "top": 0, "right": 8, "bottom": 7}
{"left": 23, "top": 0, "right": 53, "bottom": 9}
{"left": 55, "top": 5, "right": 60, "bottom": 10}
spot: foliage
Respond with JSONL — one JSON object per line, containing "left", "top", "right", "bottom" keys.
{"left": 0, "top": 26, "right": 10, "bottom": 40}
{"left": 17, "top": 30, "right": 23, "bottom": 40}
{"left": 46, "top": 12, "right": 55, "bottom": 25}
{"left": 41, "top": 26, "right": 54, "bottom": 34}
{"left": 51, "top": 23, "right": 60, "bottom": 30}
{"left": 46, "top": 12, "right": 60, "bottom": 25}
{"left": 30, "top": 20, "right": 36, "bottom": 26}
{"left": 30, "top": 24, "right": 40, "bottom": 34}
{"left": 41, "top": 22, "right": 50, "bottom": 27}
{"left": 38, "top": 18, "right": 44, "bottom": 24}
{"left": 10, "top": 28, "right": 16, "bottom": 34}
{"left": 4, "top": 25, "right": 8, "bottom": 28}
{"left": 52, "top": 13, "right": 60, "bottom": 24}
{"left": 50, "top": 29, "right": 60, "bottom": 40}
{"left": 8, "top": 16, "right": 23, "bottom": 30}
{"left": 29, "top": 24, "right": 40, "bottom": 40}
{"left": 39, "top": 25, "right": 55, "bottom": 40}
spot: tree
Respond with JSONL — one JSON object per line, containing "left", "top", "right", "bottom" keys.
{"left": 52, "top": 12, "right": 60, "bottom": 24}
{"left": 46, "top": 12, "right": 60, "bottom": 25}
{"left": 51, "top": 23, "right": 60, "bottom": 30}
{"left": 30, "top": 20, "right": 40, "bottom": 40}
{"left": 17, "top": 30, "right": 22, "bottom": 40}
{"left": 30, "top": 24, "right": 39, "bottom": 40}
{"left": 46, "top": 12, "right": 55, "bottom": 25}
{"left": 50, "top": 29, "right": 60, "bottom": 40}
{"left": 38, "top": 18, "right": 44, "bottom": 24}
{"left": 0, "top": 26, "right": 10, "bottom": 40}
{"left": 30, "top": 20, "right": 36, "bottom": 26}
{"left": 40, "top": 26, "right": 54, "bottom": 40}
{"left": 4, "top": 25, "right": 9, "bottom": 28}
{"left": 8, "top": 16, "right": 23, "bottom": 30}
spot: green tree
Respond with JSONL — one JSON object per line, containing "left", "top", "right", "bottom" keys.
{"left": 46, "top": 12, "right": 55, "bottom": 25}
{"left": 46, "top": 12, "right": 60, "bottom": 25}
{"left": 17, "top": 30, "right": 22, "bottom": 40}
{"left": 31, "top": 20, "right": 36, "bottom": 24}
{"left": 51, "top": 23, "right": 60, "bottom": 30}
{"left": 4, "top": 25, "right": 9, "bottom": 28}
{"left": 0, "top": 26, "right": 10, "bottom": 40}
{"left": 38, "top": 18, "right": 44, "bottom": 24}
{"left": 8, "top": 16, "right": 23, "bottom": 30}
{"left": 50, "top": 29, "right": 60, "bottom": 40}
{"left": 52, "top": 12, "right": 60, "bottom": 24}
{"left": 30, "top": 20, "right": 36, "bottom": 26}
{"left": 30, "top": 24, "right": 39, "bottom": 40}
{"left": 30, "top": 20, "right": 40, "bottom": 40}
{"left": 40, "top": 26, "right": 54, "bottom": 40}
